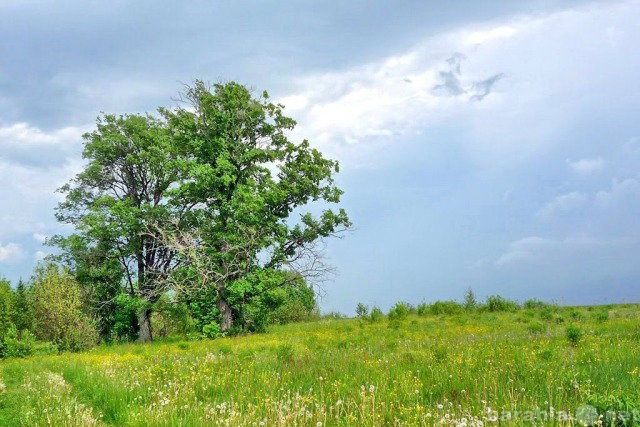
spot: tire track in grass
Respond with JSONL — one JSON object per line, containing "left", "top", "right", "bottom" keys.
{"left": 60, "top": 362, "right": 131, "bottom": 426}
{"left": 17, "top": 366, "right": 104, "bottom": 426}
{"left": 0, "top": 361, "right": 33, "bottom": 426}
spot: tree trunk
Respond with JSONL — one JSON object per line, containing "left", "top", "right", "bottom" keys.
{"left": 138, "top": 308, "right": 153, "bottom": 343}
{"left": 217, "top": 298, "right": 233, "bottom": 332}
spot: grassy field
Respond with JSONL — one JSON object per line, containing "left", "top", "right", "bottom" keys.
{"left": 0, "top": 303, "right": 639, "bottom": 426}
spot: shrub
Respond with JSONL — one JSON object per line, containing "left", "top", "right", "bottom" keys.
{"left": 30, "top": 264, "right": 99, "bottom": 352}
{"left": 416, "top": 303, "right": 429, "bottom": 316}
{"left": 356, "top": 303, "right": 369, "bottom": 319}
{"left": 112, "top": 293, "right": 145, "bottom": 342}
{"left": 387, "top": 302, "right": 410, "bottom": 321}
{"left": 484, "top": 295, "right": 520, "bottom": 312}
{"left": 527, "top": 320, "right": 546, "bottom": 335}
{"left": 569, "top": 309, "right": 584, "bottom": 321}
{"left": 540, "top": 307, "right": 555, "bottom": 321}
{"left": 566, "top": 325, "right": 583, "bottom": 346}
{"left": 523, "top": 299, "right": 551, "bottom": 310}
{"left": 369, "top": 306, "right": 384, "bottom": 322}
{"left": 152, "top": 297, "right": 194, "bottom": 338}
{"left": 321, "top": 312, "right": 347, "bottom": 320}
{"left": 1, "top": 325, "right": 36, "bottom": 358}
{"left": 463, "top": 288, "right": 477, "bottom": 311}
{"left": 595, "top": 309, "right": 609, "bottom": 322}
{"left": 202, "top": 321, "right": 221, "bottom": 338}
{"left": 429, "top": 300, "right": 464, "bottom": 316}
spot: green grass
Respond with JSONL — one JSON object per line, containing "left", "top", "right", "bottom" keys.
{"left": 1, "top": 304, "right": 639, "bottom": 426}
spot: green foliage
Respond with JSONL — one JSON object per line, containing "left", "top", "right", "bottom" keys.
{"left": 565, "top": 325, "right": 583, "bottom": 346}
{"left": 527, "top": 320, "right": 546, "bottom": 335}
{"left": 369, "top": 306, "right": 384, "bottom": 322}
{"left": 595, "top": 309, "right": 609, "bottom": 322}
{"left": 427, "top": 300, "right": 464, "bottom": 316}
{"left": 111, "top": 293, "right": 145, "bottom": 341}
{"left": 463, "top": 288, "right": 477, "bottom": 311}
{"left": 523, "top": 298, "right": 551, "bottom": 310}
{"left": 12, "top": 279, "right": 33, "bottom": 333}
{"left": 1, "top": 325, "right": 36, "bottom": 358}
{"left": 202, "top": 322, "right": 221, "bottom": 339}
{"left": 55, "top": 81, "right": 350, "bottom": 340}
{"left": 387, "top": 302, "right": 410, "bottom": 321}
{"left": 484, "top": 295, "right": 520, "bottom": 312}
{"left": 30, "top": 264, "right": 99, "bottom": 352}
{"left": 49, "top": 234, "right": 124, "bottom": 340}
{"left": 356, "top": 303, "right": 369, "bottom": 318}
{"left": 0, "top": 278, "right": 14, "bottom": 340}
{"left": 151, "top": 296, "right": 194, "bottom": 338}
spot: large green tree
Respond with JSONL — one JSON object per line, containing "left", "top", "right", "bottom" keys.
{"left": 56, "top": 81, "right": 350, "bottom": 341}
{"left": 56, "top": 113, "right": 180, "bottom": 342}
{"left": 159, "top": 82, "right": 350, "bottom": 331}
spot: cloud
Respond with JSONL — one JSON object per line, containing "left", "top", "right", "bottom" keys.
{"left": 0, "top": 242, "right": 24, "bottom": 263}
{"left": 279, "top": 1, "right": 640, "bottom": 167}
{"left": 495, "top": 235, "right": 621, "bottom": 267}
{"left": 594, "top": 177, "right": 640, "bottom": 207}
{"left": 0, "top": 122, "right": 86, "bottom": 168}
{"left": 567, "top": 157, "right": 605, "bottom": 174}
{"left": 470, "top": 73, "right": 505, "bottom": 101}
{"left": 32, "top": 233, "right": 48, "bottom": 243}
{"left": 537, "top": 191, "right": 588, "bottom": 219}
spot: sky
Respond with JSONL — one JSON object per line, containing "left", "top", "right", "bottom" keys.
{"left": 1, "top": 0, "right": 639, "bottom": 313}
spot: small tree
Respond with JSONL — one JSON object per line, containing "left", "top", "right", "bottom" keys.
{"left": 0, "top": 278, "right": 14, "bottom": 340}
{"left": 463, "top": 288, "right": 477, "bottom": 311}
{"left": 30, "top": 264, "right": 99, "bottom": 352}
{"left": 12, "top": 279, "right": 33, "bottom": 334}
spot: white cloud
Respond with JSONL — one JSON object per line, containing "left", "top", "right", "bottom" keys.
{"left": 495, "top": 235, "right": 620, "bottom": 267}
{"left": 567, "top": 157, "right": 605, "bottom": 175}
{"left": 32, "top": 233, "right": 48, "bottom": 243}
{"left": 595, "top": 177, "right": 640, "bottom": 207}
{"left": 34, "top": 250, "right": 47, "bottom": 261}
{"left": 537, "top": 191, "right": 588, "bottom": 219}
{"left": 279, "top": 1, "right": 640, "bottom": 167}
{"left": 0, "top": 122, "right": 87, "bottom": 168}
{"left": 0, "top": 242, "right": 24, "bottom": 263}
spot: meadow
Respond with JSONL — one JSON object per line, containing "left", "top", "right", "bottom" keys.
{"left": 0, "top": 302, "right": 639, "bottom": 426}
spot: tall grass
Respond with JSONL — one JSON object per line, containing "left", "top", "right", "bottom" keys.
{"left": 0, "top": 303, "right": 638, "bottom": 425}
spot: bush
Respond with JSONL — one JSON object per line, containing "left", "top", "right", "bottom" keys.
{"left": 356, "top": 303, "right": 369, "bottom": 319}
{"left": 463, "top": 288, "right": 477, "bottom": 311}
{"left": 388, "top": 302, "right": 410, "bottom": 321}
{"left": 523, "top": 299, "right": 551, "bottom": 310}
{"left": 1, "top": 325, "right": 36, "bottom": 358}
{"left": 416, "top": 303, "right": 429, "bottom": 316}
{"left": 566, "top": 325, "right": 583, "bottom": 346}
{"left": 527, "top": 320, "right": 546, "bottom": 335}
{"left": 595, "top": 309, "right": 609, "bottom": 322}
{"left": 428, "top": 300, "right": 464, "bottom": 316}
{"left": 112, "top": 293, "right": 145, "bottom": 342}
{"left": 202, "top": 321, "right": 221, "bottom": 338}
{"left": 30, "top": 264, "right": 99, "bottom": 352}
{"left": 484, "top": 295, "right": 520, "bottom": 312}
{"left": 152, "top": 297, "right": 194, "bottom": 338}
{"left": 369, "top": 306, "right": 384, "bottom": 322}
